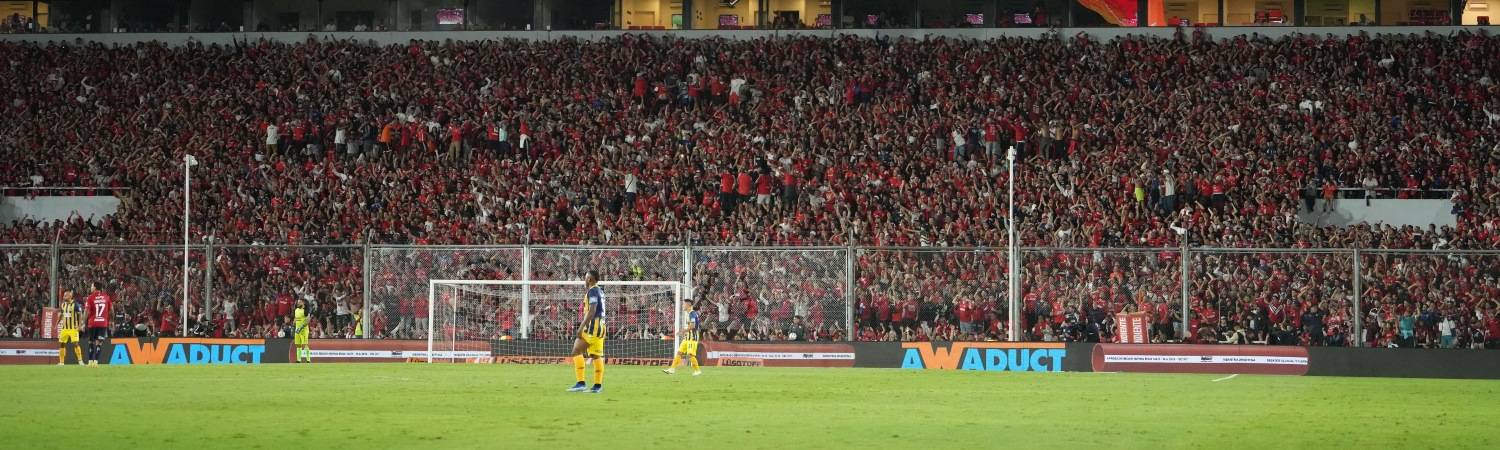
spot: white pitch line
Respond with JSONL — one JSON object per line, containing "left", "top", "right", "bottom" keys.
{"left": 1211, "top": 374, "right": 1239, "bottom": 382}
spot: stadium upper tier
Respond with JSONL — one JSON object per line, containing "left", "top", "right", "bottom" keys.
{"left": 1, "top": 31, "right": 1497, "bottom": 249}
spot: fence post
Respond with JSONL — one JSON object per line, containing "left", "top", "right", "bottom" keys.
{"left": 1180, "top": 241, "right": 1190, "bottom": 341}
{"left": 1352, "top": 249, "right": 1362, "bottom": 348}
{"left": 1009, "top": 247, "right": 1020, "bottom": 342}
{"left": 683, "top": 242, "right": 694, "bottom": 301}
{"left": 48, "top": 243, "right": 59, "bottom": 308}
{"left": 205, "top": 239, "right": 214, "bottom": 329}
{"left": 520, "top": 244, "right": 531, "bottom": 339}
{"left": 362, "top": 242, "right": 373, "bottom": 339}
{"left": 845, "top": 244, "right": 855, "bottom": 341}
{"left": 682, "top": 241, "right": 693, "bottom": 348}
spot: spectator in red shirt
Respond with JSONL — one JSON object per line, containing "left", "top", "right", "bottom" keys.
{"left": 736, "top": 169, "right": 753, "bottom": 205}
{"left": 755, "top": 171, "right": 775, "bottom": 208}
{"left": 158, "top": 306, "right": 177, "bottom": 337}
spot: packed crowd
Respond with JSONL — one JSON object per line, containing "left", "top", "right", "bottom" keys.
{"left": 2, "top": 31, "right": 1499, "bottom": 347}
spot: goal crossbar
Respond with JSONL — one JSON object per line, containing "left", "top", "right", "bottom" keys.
{"left": 426, "top": 279, "right": 684, "bottom": 363}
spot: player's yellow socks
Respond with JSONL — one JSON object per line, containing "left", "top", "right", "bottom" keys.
{"left": 573, "top": 355, "right": 586, "bottom": 382}
{"left": 690, "top": 356, "right": 699, "bottom": 370}
{"left": 669, "top": 356, "right": 681, "bottom": 369}
{"left": 58, "top": 344, "right": 65, "bottom": 364}
{"left": 593, "top": 358, "right": 605, "bottom": 385}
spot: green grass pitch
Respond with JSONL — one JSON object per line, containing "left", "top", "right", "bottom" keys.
{"left": 2, "top": 364, "right": 1498, "bottom": 449}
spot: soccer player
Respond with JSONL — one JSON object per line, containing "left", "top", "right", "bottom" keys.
{"left": 57, "top": 290, "right": 85, "bottom": 366}
{"left": 83, "top": 282, "right": 113, "bottom": 366}
{"left": 663, "top": 299, "right": 703, "bottom": 376}
{"left": 294, "top": 299, "right": 312, "bottom": 363}
{"left": 567, "top": 271, "right": 606, "bottom": 394}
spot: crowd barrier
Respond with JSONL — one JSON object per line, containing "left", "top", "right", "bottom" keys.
{"left": 6, "top": 339, "right": 1493, "bottom": 379}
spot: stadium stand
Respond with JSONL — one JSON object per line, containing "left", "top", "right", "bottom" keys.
{"left": 2, "top": 30, "right": 1498, "bottom": 348}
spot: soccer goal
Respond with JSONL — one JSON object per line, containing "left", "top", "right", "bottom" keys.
{"left": 426, "top": 280, "right": 683, "bottom": 364}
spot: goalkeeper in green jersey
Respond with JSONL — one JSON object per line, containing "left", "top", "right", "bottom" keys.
{"left": 294, "top": 299, "right": 312, "bottom": 363}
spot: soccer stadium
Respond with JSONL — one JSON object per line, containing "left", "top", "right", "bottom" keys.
{"left": 2, "top": 1, "right": 1499, "bottom": 448}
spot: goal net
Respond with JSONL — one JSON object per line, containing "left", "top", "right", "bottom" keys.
{"left": 426, "top": 280, "right": 682, "bottom": 364}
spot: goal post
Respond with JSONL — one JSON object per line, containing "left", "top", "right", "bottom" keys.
{"left": 426, "top": 279, "right": 683, "bottom": 364}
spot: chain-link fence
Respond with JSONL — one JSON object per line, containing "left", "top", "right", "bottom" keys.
{"left": 692, "top": 247, "right": 848, "bottom": 342}
{"left": 56, "top": 245, "right": 206, "bottom": 338}
{"left": 3, "top": 243, "right": 1497, "bottom": 347}
{"left": 1189, "top": 250, "right": 1355, "bottom": 347}
{"left": 1020, "top": 248, "right": 1182, "bottom": 344}
{"left": 366, "top": 246, "right": 524, "bottom": 340}
{"left": 0, "top": 245, "right": 51, "bottom": 338}
{"left": 855, "top": 248, "right": 1008, "bottom": 342}
{"left": 1359, "top": 250, "right": 1500, "bottom": 350}
{"left": 211, "top": 245, "right": 364, "bottom": 339}
{"left": 528, "top": 246, "right": 686, "bottom": 341}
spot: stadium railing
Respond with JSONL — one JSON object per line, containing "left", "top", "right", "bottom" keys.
{"left": 0, "top": 243, "right": 1492, "bottom": 347}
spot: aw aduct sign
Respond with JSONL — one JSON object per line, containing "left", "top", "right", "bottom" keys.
{"left": 105, "top": 338, "right": 290, "bottom": 365}
{"left": 900, "top": 342, "right": 1068, "bottom": 372}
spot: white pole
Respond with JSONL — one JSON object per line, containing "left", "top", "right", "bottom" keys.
{"left": 1180, "top": 229, "right": 1190, "bottom": 340}
{"left": 520, "top": 245, "right": 530, "bottom": 339}
{"left": 673, "top": 283, "right": 682, "bottom": 357}
{"left": 450, "top": 285, "right": 459, "bottom": 363}
{"left": 182, "top": 155, "right": 195, "bottom": 335}
{"left": 1006, "top": 146, "right": 1018, "bottom": 342}
{"left": 427, "top": 281, "right": 436, "bottom": 363}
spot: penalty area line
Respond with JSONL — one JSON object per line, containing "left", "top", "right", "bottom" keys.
{"left": 1211, "top": 374, "right": 1239, "bottom": 382}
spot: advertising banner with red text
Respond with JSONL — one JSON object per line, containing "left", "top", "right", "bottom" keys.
{"left": 41, "top": 308, "right": 58, "bottom": 340}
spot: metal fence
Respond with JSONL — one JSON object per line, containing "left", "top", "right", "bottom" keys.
{"left": 1, "top": 243, "right": 1491, "bottom": 348}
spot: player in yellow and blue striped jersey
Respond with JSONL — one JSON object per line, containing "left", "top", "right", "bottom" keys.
{"left": 567, "top": 271, "right": 606, "bottom": 394}
{"left": 663, "top": 299, "right": 703, "bottom": 376}
{"left": 57, "top": 290, "right": 85, "bottom": 366}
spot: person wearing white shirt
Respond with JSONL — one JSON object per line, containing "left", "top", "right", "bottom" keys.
{"left": 714, "top": 299, "right": 729, "bottom": 327}
{"left": 624, "top": 171, "right": 639, "bottom": 205}
{"left": 265, "top": 123, "right": 280, "bottom": 156}
{"left": 334, "top": 126, "right": 348, "bottom": 154}
{"left": 951, "top": 129, "right": 966, "bottom": 160}
{"left": 224, "top": 298, "right": 237, "bottom": 331}
{"left": 1439, "top": 316, "right": 1457, "bottom": 348}
{"left": 335, "top": 292, "right": 352, "bottom": 338}
{"left": 729, "top": 77, "right": 746, "bottom": 97}
{"left": 1162, "top": 171, "right": 1177, "bottom": 213}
